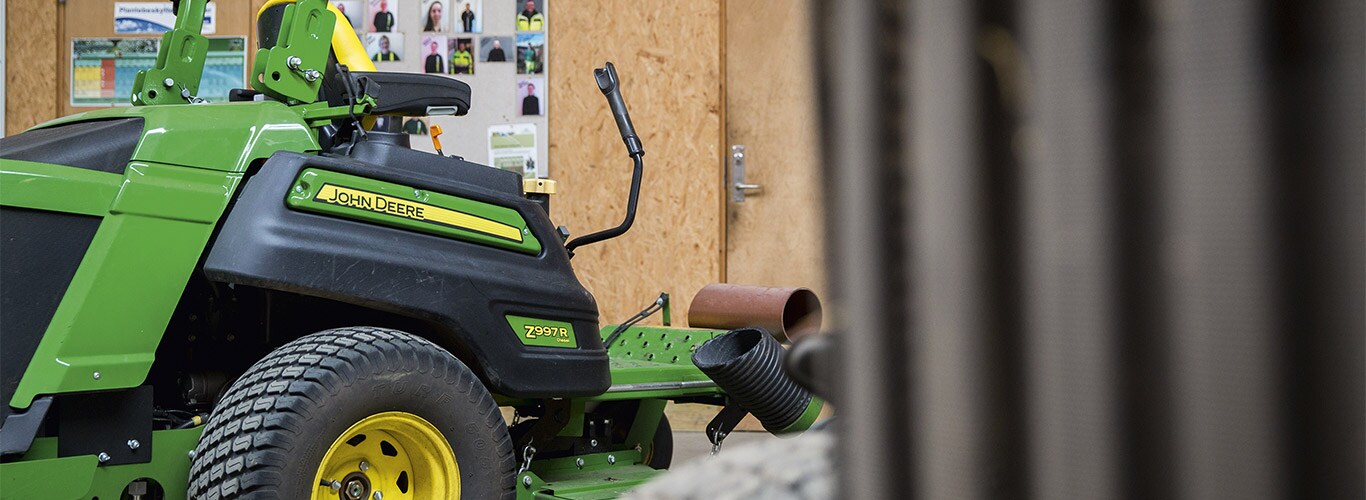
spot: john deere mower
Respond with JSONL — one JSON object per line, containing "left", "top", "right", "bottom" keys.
{"left": 0, "top": 1, "right": 823, "bottom": 498}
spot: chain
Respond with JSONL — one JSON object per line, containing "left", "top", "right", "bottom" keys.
{"left": 516, "top": 442, "right": 537, "bottom": 475}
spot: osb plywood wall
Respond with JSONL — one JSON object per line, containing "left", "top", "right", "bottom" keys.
{"left": 547, "top": 0, "right": 725, "bottom": 325}
{"left": 5, "top": 0, "right": 60, "bottom": 135}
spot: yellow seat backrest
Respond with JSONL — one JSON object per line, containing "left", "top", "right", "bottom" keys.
{"left": 257, "top": 0, "right": 377, "bottom": 72}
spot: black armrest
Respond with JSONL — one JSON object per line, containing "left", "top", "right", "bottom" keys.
{"left": 344, "top": 71, "right": 471, "bottom": 117}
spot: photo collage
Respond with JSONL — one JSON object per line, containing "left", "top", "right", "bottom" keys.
{"left": 333, "top": 0, "right": 548, "bottom": 177}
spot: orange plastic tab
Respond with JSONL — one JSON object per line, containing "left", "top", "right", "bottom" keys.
{"left": 430, "top": 124, "right": 445, "bottom": 154}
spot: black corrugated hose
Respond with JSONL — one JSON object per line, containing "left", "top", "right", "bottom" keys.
{"left": 692, "top": 328, "right": 814, "bottom": 433}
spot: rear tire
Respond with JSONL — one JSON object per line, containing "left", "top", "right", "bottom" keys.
{"left": 187, "top": 327, "right": 515, "bottom": 499}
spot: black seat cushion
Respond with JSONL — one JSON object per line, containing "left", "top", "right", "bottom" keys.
{"left": 337, "top": 71, "right": 472, "bottom": 117}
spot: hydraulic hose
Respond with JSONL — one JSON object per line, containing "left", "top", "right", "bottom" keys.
{"left": 692, "top": 328, "right": 823, "bottom": 434}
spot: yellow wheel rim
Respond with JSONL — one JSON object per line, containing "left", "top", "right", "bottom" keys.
{"left": 311, "top": 412, "right": 460, "bottom": 500}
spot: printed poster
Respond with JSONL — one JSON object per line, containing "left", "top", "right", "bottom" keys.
{"left": 488, "top": 123, "right": 542, "bottom": 179}
{"left": 72, "top": 37, "right": 246, "bottom": 106}
{"left": 114, "top": 2, "right": 217, "bottom": 34}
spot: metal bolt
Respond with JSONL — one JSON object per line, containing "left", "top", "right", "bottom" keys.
{"left": 127, "top": 439, "right": 140, "bottom": 450}
{"left": 304, "top": 69, "right": 322, "bottom": 82}
{"left": 359, "top": 460, "right": 369, "bottom": 472}
{"left": 574, "top": 457, "right": 585, "bottom": 469}
{"left": 92, "top": 371, "right": 101, "bottom": 380}
{"left": 188, "top": 450, "right": 197, "bottom": 459}
{"left": 163, "top": 78, "right": 175, "bottom": 87}
{"left": 607, "top": 455, "right": 616, "bottom": 465}
{"left": 97, "top": 452, "right": 111, "bottom": 463}
{"left": 372, "top": 492, "right": 383, "bottom": 500}
{"left": 346, "top": 480, "right": 364, "bottom": 498}
{"left": 522, "top": 475, "right": 532, "bottom": 488}
{"left": 286, "top": 56, "right": 302, "bottom": 69}
{"left": 329, "top": 480, "right": 342, "bottom": 492}
{"left": 589, "top": 439, "right": 599, "bottom": 447}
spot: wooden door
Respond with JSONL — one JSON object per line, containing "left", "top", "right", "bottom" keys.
{"left": 661, "top": 0, "right": 827, "bottom": 433}
{"left": 723, "top": 1, "right": 826, "bottom": 299}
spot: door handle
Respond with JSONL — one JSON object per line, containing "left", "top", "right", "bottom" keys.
{"left": 730, "top": 145, "right": 763, "bottom": 202}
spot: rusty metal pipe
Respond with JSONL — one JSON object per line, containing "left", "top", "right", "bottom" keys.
{"left": 687, "top": 284, "right": 823, "bottom": 343}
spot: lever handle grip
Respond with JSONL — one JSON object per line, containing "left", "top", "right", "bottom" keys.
{"left": 595, "top": 62, "right": 644, "bottom": 157}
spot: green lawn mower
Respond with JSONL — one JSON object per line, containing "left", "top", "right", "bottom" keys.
{"left": 0, "top": 1, "right": 824, "bottom": 498}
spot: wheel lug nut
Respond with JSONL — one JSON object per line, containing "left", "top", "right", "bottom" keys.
{"left": 359, "top": 460, "right": 370, "bottom": 472}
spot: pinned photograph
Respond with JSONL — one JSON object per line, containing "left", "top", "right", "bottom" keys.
{"left": 518, "top": 78, "right": 544, "bottom": 116}
{"left": 421, "top": 35, "right": 448, "bottom": 73}
{"left": 480, "top": 36, "right": 512, "bottom": 62}
{"left": 366, "top": 32, "right": 403, "bottom": 62}
{"left": 516, "top": 33, "right": 544, "bottom": 75}
{"left": 488, "top": 123, "right": 540, "bottom": 178}
{"left": 515, "top": 0, "right": 545, "bottom": 32}
{"left": 367, "top": 0, "right": 396, "bottom": 32}
{"left": 403, "top": 117, "right": 430, "bottom": 136}
{"left": 421, "top": 0, "right": 447, "bottom": 32}
{"left": 452, "top": 0, "right": 482, "bottom": 33}
{"left": 449, "top": 37, "right": 474, "bottom": 75}
{"left": 333, "top": 1, "right": 364, "bottom": 33}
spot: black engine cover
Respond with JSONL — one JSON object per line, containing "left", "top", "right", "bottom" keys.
{"left": 203, "top": 147, "right": 609, "bottom": 398}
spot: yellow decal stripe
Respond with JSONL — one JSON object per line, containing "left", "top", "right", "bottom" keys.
{"left": 315, "top": 184, "right": 523, "bottom": 242}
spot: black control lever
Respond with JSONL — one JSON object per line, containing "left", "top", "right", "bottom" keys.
{"left": 595, "top": 62, "right": 644, "bottom": 157}
{"left": 565, "top": 62, "right": 645, "bottom": 257}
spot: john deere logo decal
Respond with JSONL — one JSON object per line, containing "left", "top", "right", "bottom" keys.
{"left": 315, "top": 183, "right": 523, "bottom": 243}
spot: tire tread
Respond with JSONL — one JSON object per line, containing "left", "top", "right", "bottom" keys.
{"left": 187, "top": 327, "right": 515, "bottom": 499}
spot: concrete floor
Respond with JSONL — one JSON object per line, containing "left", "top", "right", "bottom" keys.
{"left": 670, "top": 431, "right": 776, "bottom": 464}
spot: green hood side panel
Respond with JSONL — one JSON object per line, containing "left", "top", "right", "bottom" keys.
{"left": 34, "top": 100, "right": 319, "bottom": 172}
{"left": 2, "top": 102, "right": 319, "bottom": 410}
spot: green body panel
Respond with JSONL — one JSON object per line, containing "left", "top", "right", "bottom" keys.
{"left": 131, "top": 0, "right": 210, "bottom": 105}
{"left": 0, "top": 160, "right": 122, "bottom": 216}
{"left": 507, "top": 315, "right": 578, "bottom": 348}
{"left": 504, "top": 326, "right": 726, "bottom": 399}
{"left": 622, "top": 398, "right": 667, "bottom": 453}
{"left": 7, "top": 162, "right": 243, "bottom": 408}
{"left": 587, "top": 325, "right": 727, "bottom": 402}
{"left": 36, "top": 100, "right": 320, "bottom": 172}
{"left": 287, "top": 168, "right": 543, "bottom": 254}
{"left": 0, "top": 428, "right": 202, "bottom": 500}
{"left": 3, "top": 101, "right": 319, "bottom": 409}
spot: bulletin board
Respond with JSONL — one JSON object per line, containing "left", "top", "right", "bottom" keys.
{"left": 345, "top": 0, "right": 551, "bottom": 178}
{"left": 59, "top": 0, "right": 256, "bottom": 116}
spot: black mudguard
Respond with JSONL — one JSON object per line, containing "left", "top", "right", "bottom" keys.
{"left": 203, "top": 149, "right": 609, "bottom": 398}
